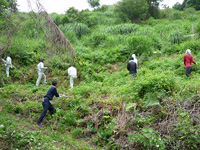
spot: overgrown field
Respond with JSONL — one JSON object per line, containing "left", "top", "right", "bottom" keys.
{"left": 1, "top": 6, "right": 200, "bottom": 150}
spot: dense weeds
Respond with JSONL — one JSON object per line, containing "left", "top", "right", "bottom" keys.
{"left": 1, "top": 3, "right": 200, "bottom": 150}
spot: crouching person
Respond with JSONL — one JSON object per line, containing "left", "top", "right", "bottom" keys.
{"left": 38, "top": 81, "right": 62, "bottom": 127}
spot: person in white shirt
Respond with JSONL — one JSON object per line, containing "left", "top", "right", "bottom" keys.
{"left": 4, "top": 53, "right": 12, "bottom": 77}
{"left": 36, "top": 59, "right": 47, "bottom": 86}
{"left": 68, "top": 64, "right": 77, "bottom": 88}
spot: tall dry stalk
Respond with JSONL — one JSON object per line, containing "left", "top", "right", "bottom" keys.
{"left": 27, "top": 0, "right": 75, "bottom": 63}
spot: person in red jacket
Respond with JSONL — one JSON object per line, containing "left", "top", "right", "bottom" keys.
{"left": 183, "top": 49, "right": 197, "bottom": 77}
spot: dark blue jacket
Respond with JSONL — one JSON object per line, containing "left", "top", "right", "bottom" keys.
{"left": 127, "top": 60, "right": 137, "bottom": 74}
{"left": 44, "top": 86, "right": 59, "bottom": 100}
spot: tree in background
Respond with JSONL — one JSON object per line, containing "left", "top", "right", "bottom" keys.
{"left": 0, "top": 0, "right": 18, "bottom": 15}
{"left": 146, "top": 0, "right": 163, "bottom": 18}
{"left": 173, "top": 2, "right": 183, "bottom": 10}
{"left": 173, "top": 0, "right": 200, "bottom": 11}
{"left": 65, "top": 7, "right": 79, "bottom": 23}
{"left": 87, "top": 0, "right": 100, "bottom": 8}
{"left": 115, "top": 0, "right": 148, "bottom": 22}
{"left": 7, "top": 0, "right": 18, "bottom": 11}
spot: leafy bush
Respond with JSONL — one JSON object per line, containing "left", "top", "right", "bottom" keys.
{"left": 49, "top": 55, "right": 68, "bottom": 70}
{"left": 102, "top": 24, "right": 140, "bottom": 34}
{"left": 160, "top": 41, "right": 178, "bottom": 54}
{"left": 129, "top": 127, "right": 165, "bottom": 149}
{"left": 59, "top": 23, "right": 89, "bottom": 38}
{"left": 117, "top": 69, "right": 177, "bottom": 104}
{"left": 168, "top": 31, "right": 184, "bottom": 44}
{"left": 128, "top": 35, "right": 153, "bottom": 56}
{"left": 183, "top": 8, "right": 197, "bottom": 21}
{"left": 94, "top": 126, "right": 113, "bottom": 146}
{"left": 196, "top": 20, "right": 200, "bottom": 35}
{"left": 90, "top": 32, "right": 107, "bottom": 47}
{"left": 170, "top": 11, "right": 183, "bottom": 20}
{"left": 176, "top": 40, "right": 200, "bottom": 54}
{"left": 159, "top": 8, "right": 174, "bottom": 19}
{"left": 63, "top": 30, "right": 78, "bottom": 44}
{"left": 171, "top": 110, "right": 200, "bottom": 149}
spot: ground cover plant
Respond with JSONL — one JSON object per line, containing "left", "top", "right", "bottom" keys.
{"left": 0, "top": 2, "right": 200, "bottom": 150}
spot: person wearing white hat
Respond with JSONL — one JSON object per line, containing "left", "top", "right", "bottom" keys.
{"left": 183, "top": 49, "right": 197, "bottom": 77}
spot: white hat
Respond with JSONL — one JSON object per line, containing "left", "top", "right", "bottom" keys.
{"left": 132, "top": 54, "right": 136, "bottom": 59}
{"left": 186, "top": 49, "right": 191, "bottom": 54}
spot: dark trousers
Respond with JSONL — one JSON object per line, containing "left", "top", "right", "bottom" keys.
{"left": 185, "top": 66, "right": 192, "bottom": 77}
{"left": 130, "top": 73, "right": 137, "bottom": 79}
{"left": 38, "top": 98, "right": 56, "bottom": 124}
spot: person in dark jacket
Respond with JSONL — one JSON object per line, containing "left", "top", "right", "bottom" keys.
{"left": 183, "top": 49, "right": 197, "bottom": 77}
{"left": 38, "top": 81, "right": 62, "bottom": 127}
{"left": 127, "top": 57, "right": 137, "bottom": 78}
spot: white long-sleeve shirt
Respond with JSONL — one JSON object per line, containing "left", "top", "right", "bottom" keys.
{"left": 68, "top": 66, "right": 77, "bottom": 77}
{"left": 37, "top": 62, "right": 47, "bottom": 73}
{"left": 5, "top": 56, "right": 12, "bottom": 66}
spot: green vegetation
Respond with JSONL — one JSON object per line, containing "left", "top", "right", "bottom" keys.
{"left": 0, "top": 1, "right": 200, "bottom": 149}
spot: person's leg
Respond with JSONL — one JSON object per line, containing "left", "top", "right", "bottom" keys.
{"left": 72, "top": 76, "right": 77, "bottom": 87}
{"left": 36, "top": 73, "right": 42, "bottom": 86}
{"left": 188, "top": 66, "right": 192, "bottom": 76}
{"left": 42, "top": 73, "right": 47, "bottom": 84}
{"left": 185, "top": 67, "right": 190, "bottom": 77}
{"left": 6, "top": 66, "right": 9, "bottom": 77}
{"left": 130, "top": 74, "right": 134, "bottom": 80}
{"left": 49, "top": 103, "right": 56, "bottom": 115}
{"left": 38, "top": 102, "right": 49, "bottom": 125}
{"left": 70, "top": 76, "right": 73, "bottom": 88}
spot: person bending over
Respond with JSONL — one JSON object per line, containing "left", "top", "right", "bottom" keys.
{"left": 38, "top": 81, "right": 62, "bottom": 127}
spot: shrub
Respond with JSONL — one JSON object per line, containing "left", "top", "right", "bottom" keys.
{"left": 171, "top": 110, "right": 200, "bottom": 149}
{"left": 90, "top": 32, "right": 107, "bottom": 47}
{"left": 116, "top": 69, "right": 177, "bottom": 104}
{"left": 196, "top": 20, "right": 200, "bottom": 35}
{"left": 127, "top": 35, "right": 153, "bottom": 56}
{"left": 102, "top": 23, "right": 140, "bottom": 35}
{"left": 183, "top": 8, "right": 197, "bottom": 21}
{"left": 168, "top": 31, "right": 184, "bottom": 44}
{"left": 160, "top": 41, "right": 178, "bottom": 54}
{"left": 94, "top": 127, "right": 113, "bottom": 146}
{"left": 59, "top": 23, "right": 89, "bottom": 38}
{"left": 159, "top": 8, "right": 174, "bottom": 19}
{"left": 176, "top": 40, "right": 200, "bottom": 54}
{"left": 170, "top": 11, "right": 183, "bottom": 20}
{"left": 63, "top": 30, "right": 78, "bottom": 44}
{"left": 129, "top": 127, "right": 165, "bottom": 149}
{"left": 49, "top": 55, "right": 69, "bottom": 70}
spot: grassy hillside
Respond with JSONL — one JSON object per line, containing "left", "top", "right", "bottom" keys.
{"left": 0, "top": 6, "right": 200, "bottom": 149}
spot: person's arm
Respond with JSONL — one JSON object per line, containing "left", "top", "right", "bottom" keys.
{"left": 41, "top": 63, "right": 47, "bottom": 69}
{"left": 191, "top": 56, "right": 196, "bottom": 64}
{"left": 135, "top": 63, "right": 137, "bottom": 73}
{"left": 127, "top": 63, "right": 130, "bottom": 71}
{"left": 53, "top": 88, "right": 60, "bottom": 97}
{"left": 2, "top": 59, "right": 6, "bottom": 63}
{"left": 68, "top": 68, "right": 71, "bottom": 76}
{"left": 183, "top": 56, "right": 186, "bottom": 66}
